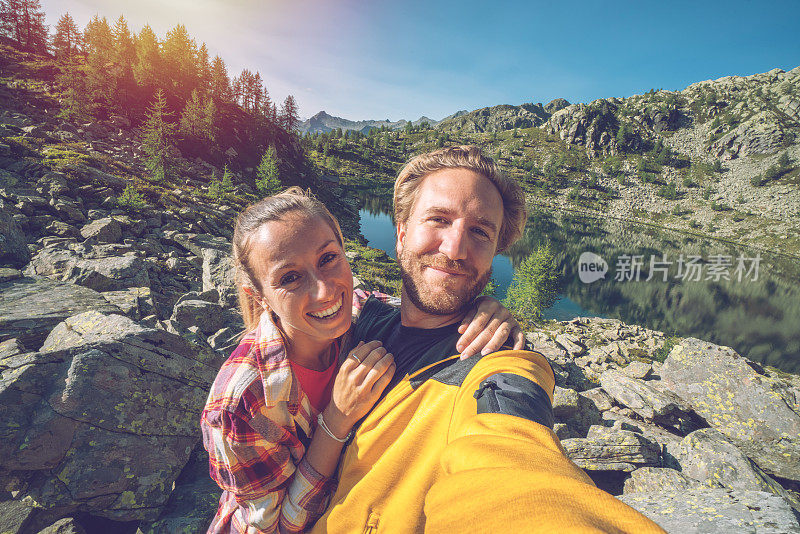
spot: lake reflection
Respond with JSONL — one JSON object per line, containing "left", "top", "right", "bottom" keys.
{"left": 354, "top": 192, "right": 800, "bottom": 372}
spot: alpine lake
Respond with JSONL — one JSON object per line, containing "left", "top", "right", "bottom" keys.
{"left": 354, "top": 191, "right": 800, "bottom": 374}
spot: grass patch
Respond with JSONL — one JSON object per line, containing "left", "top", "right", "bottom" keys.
{"left": 653, "top": 336, "right": 681, "bottom": 362}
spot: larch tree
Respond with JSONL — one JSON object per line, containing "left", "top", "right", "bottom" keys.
{"left": 161, "top": 24, "right": 197, "bottom": 100}
{"left": 280, "top": 95, "right": 299, "bottom": 131}
{"left": 180, "top": 88, "right": 215, "bottom": 143}
{"left": 133, "top": 24, "right": 161, "bottom": 90}
{"left": 142, "top": 89, "right": 176, "bottom": 182}
{"left": 197, "top": 42, "right": 211, "bottom": 93}
{"left": 0, "top": 0, "right": 47, "bottom": 52}
{"left": 51, "top": 12, "right": 81, "bottom": 59}
{"left": 209, "top": 55, "right": 230, "bottom": 102}
{"left": 56, "top": 59, "right": 87, "bottom": 121}
{"left": 255, "top": 145, "right": 281, "bottom": 196}
{"left": 111, "top": 15, "right": 137, "bottom": 116}
{"left": 83, "top": 15, "right": 114, "bottom": 115}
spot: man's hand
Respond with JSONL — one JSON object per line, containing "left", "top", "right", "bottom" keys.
{"left": 456, "top": 296, "right": 524, "bottom": 360}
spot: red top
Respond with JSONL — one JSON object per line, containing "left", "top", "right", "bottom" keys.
{"left": 289, "top": 356, "right": 337, "bottom": 413}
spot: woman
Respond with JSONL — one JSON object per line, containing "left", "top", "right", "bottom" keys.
{"left": 201, "top": 187, "right": 522, "bottom": 533}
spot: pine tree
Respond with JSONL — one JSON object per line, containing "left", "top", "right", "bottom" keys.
{"left": 142, "top": 89, "right": 176, "bottom": 182}
{"left": 255, "top": 146, "right": 281, "bottom": 196}
{"left": 51, "top": 13, "right": 81, "bottom": 59}
{"left": 280, "top": 95, "right": 299, "bottom": 131}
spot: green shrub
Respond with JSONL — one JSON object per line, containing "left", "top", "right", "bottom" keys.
{"left": 682, "top": 175, "right": 697, "bottom": 188}
{"left": 567, "top": 185, "right": 581, "bottom": 201}
{"left": 777, "top": 151, "right": 790, "bottom": 169}
{"left": 653, "top": 336, "right": 681, "bottom": 363}
{"left": 657, "top": 182, "right": 678, "bottom": 199}
{"left": 602, "top": 156, "right": 622, "bottom": 178}
{"left": 117, "top": 185, "right": 148, "bottom": 212}
{"left": 256, "top": 146, "right": 282, "bottom": 196}
{"left": 702, "top": 187, "right": 712, "bottom": 200}
{"left": 750, "top": 174, "right": 764, "bottom": 186}
{"left": 208, "top": 165, "right": 233, "bottom": 201}
{"left": 480, "top": 278, "right": 498, "bottom": 297}
{"left": 689, "top": 219, "right": 701, "bottom": 229}
{"left": 503, "top": 245, "right": 560, "bottom": 324}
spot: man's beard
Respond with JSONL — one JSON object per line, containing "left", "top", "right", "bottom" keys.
{"left": 398, "top": 249, "right": 491, "bottom": 316}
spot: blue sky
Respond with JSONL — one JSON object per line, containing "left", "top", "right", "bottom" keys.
{"left": 41, "top": 0, "right": 800, "bottom": 122}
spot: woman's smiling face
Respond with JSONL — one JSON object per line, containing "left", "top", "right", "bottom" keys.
{"left": 248, "top": 212, "right": 353, "bottom": 347}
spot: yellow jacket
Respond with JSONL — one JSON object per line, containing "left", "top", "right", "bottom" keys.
{"left": 311, "top": 349, "right": 665, "bottom": 533}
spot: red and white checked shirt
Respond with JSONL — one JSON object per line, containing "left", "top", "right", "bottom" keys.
{"left": 201, "top": 289, "right": 396, "bottom": 533}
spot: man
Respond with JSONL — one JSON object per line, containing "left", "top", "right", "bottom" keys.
{"left": 312, "top": 146, "right": 664, "bottom": 533}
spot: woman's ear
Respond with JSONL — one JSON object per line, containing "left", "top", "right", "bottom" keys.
{"left": 243, "top": 285, "right": 269, "bottom": 311}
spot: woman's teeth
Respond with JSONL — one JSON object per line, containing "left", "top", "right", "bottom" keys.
{"left": 308, "top": 296, "right": 343, "bottom": 318}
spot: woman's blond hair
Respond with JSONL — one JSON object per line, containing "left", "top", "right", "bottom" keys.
{"left": 232, "top": 186, "right": 344, "bottom": 332}
{"left": 393, "top": 145, "right": 526, "bottom": 253}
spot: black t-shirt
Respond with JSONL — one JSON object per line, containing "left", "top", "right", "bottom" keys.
{"left": 351, "top": 296, "right": 463, "bottom": 389}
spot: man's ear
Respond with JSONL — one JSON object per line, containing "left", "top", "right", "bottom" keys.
{"left": 395, "top": 221, "right": 406, "bottom": 257}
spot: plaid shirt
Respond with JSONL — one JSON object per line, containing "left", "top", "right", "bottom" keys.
{"left": 201, "top": 289, "right": 396, "bottom": 533}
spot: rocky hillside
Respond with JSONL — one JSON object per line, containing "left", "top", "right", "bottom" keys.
{"left": 2, "top": 57, "right": 800, "bottom": 532}
{"left": 436, "top": 100, "right": 564, "bottom": 134}
{"left": 298, "top": 110, "right": 440, "bottom": 134}
{"left": 311, "top": 66, "right": 799, "bottom": 256}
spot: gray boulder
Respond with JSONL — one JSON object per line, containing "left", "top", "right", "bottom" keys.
{"left": 677, "top": 428, "right": 800, "bottom": 511}
{"left": 0, "top": 311, "right": 222, "bottom": 522}
{"left": 552, "top": 386, "right": 603, "bottom": 435}
{"left": 561, "top": 428, "right": 661, "bottom": 472}
{"left": 660, "top": 338, "right": 800, "bottom": 481}
{"left": 80, "top": 217, "right": 122, "bottom": 243}
{"left": 620, "top": 489, "right": 800, "bottom": 533}
{"left": 37, "top": 517, "right": 87, "bottom": 534}
{"left": 600, "top": 369, "right": 695, "bottom": 431}
{"left": 135, "top": 447, "right": 221, "bottom": 534}
{"left": 0, "top": 198, "right": 30, "bottom": 267}
{"left": 165, "top": 234, "right": 235, "bottom": 307}
{"left": 61, "top": 255, "right": 150, "bottom": 291}
{"left": 623, "top": 467, "right": 700, "bottom": 494}
{"left": 0, "top": 276, "right": 120, "bottom": 348}
{"left": 100, "top": 287, "right": 157, "bottom": 320}
{"left": 202, "top": 248, "right": 235, "bottom": 307}
{"left": 25, "top": 248, "right": 150, "bottom": 291}
{"left": 171, "top": 299, "right": 225, "bottom": 335}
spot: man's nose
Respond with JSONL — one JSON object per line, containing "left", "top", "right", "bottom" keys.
{"left": 439, "top": 224, "right": 468, "bottom": 261}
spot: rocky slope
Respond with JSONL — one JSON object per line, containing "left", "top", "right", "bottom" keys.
{"left": 2, "top": 70, "right": 800, "bottom": 533}
{"left": 298, "top": 110, "right": 440, "bottom": 134}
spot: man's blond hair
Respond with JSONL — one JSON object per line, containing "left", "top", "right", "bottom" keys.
{"left": 393, "top": 145, "right": 526, "bottom": 253}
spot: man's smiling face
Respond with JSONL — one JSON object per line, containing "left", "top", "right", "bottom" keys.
{"left": 396, "top": 167, "right": 504, "bottom": 317}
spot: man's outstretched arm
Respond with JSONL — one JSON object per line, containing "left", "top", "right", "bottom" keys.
{"left": 424, "top": 350, "right": 666, "bottom": 533}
